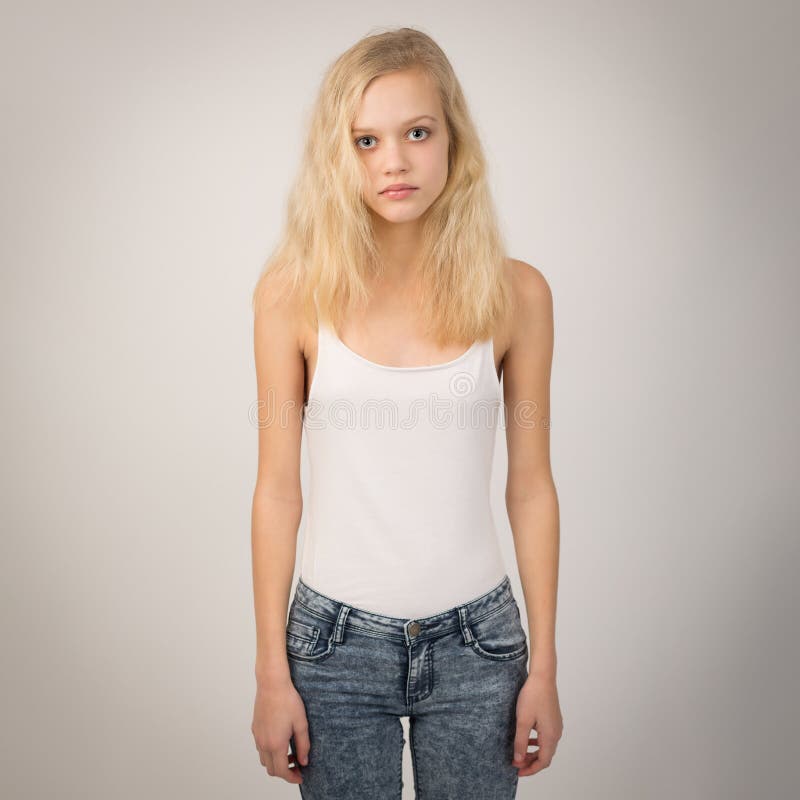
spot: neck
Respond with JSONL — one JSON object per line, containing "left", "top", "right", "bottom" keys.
{"left": 370, "top": 214, "right": 425, "bottom": 286}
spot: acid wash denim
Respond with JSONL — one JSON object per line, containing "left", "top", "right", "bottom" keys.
{"left": 286, "top": 574, "right": 529, "bottom": 799}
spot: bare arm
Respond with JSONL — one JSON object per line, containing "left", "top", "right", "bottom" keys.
{"left": 250, "top": 273, "right": 309, "bottom": 785}
{"left": 504, "top": 260, "right": 559, "bottom": 676}
{"left": 251, "top": 276, "right": 305, "bottom": 685}
{"left": 503, "top": 259, "right": 563, "bottom": 776}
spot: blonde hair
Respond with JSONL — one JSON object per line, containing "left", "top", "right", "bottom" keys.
{"left": 252, "top": 26, "right": 512, "bottom": 346}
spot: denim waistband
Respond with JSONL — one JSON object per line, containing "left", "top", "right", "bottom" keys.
{"left": 292, "top": 574, "right": 515, "bottom": 645}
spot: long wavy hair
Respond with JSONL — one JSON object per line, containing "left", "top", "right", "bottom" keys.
{"left": 251, "top": 26, "right": 512, "bottom": 346}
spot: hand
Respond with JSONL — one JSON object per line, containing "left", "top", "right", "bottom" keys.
{"left": 251, "top": 679, "right": 311, "bottom": 785}
{"left": 512, "top": 673, "right": 563, "bottom": 777}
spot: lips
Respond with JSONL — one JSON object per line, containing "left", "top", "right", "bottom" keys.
{"left": 380, "top": 183, "right": 417, "bottom": 193}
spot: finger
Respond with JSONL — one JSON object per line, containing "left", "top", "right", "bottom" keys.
{"left": 518, "top": 740, "right": 557, "bottom": 777}
{"left": 535, "top": 737, "right": 557, "bottom": 766}
{"left": 270, "top": 748, "right": 303, "bottom": 785}
{"left": 512, "top": 734, "right": 538, "bottom": 766}
{"left": 517, "top": 751, "right": 543, "bottom": 777}
{"left": 293, "top": 723, "right": 311, "bottom": 766}
{"left": 285, "top": 748, "right": 304, "bottom": 784}
{"left": 519, "top": 753, "right": 550, "bottom": 777}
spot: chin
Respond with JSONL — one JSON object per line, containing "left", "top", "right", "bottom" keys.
{"left": 380, "top": 211, "right": 426, "bottom": 225}
{"left": 371, "top": 202, "right": 429, "bottom": 223}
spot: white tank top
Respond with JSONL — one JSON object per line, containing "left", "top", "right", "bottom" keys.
{"left": 299, "top": 317, "right": 508, "bottom": 618}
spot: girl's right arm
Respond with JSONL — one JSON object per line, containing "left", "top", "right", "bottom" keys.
{"left": 250, "top": 273, "right": 310, "bottom": 786}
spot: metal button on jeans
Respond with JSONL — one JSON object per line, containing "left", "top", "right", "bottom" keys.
{"left": 408, "top": 621, "right": 421, "bottom": 636}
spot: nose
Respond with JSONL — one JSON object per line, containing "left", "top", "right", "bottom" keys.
{"left": 380, "top": 139, "right": 411, "bottom": 175}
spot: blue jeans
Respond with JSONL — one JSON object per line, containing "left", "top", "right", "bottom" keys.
{"left": 286, "top": 574, "right": 529, "bottom": 799}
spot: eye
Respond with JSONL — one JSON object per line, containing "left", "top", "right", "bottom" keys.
{"left": 354, "top": 128, "right": 431, "bottom": 150}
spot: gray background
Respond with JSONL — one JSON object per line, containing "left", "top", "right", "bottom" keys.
{"left": 2, "top": 1, "right": 798, "bottom": 798}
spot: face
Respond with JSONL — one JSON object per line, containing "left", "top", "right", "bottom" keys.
{"left": 351, "top": 68, "right": 450, "bottom": 224}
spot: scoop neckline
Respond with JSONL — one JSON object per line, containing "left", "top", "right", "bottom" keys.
{"left": 326, "top": 325, "right": 483, "bottom": 371}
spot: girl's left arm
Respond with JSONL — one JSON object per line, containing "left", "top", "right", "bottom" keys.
{"left": 502, "top": 259, "right": 563, "bottom": 777}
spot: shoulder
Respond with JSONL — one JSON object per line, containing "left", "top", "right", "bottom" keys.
{"left": 505, "top": 258, "right": 552, "bottom": 309}
{"left": 500, "top": 258, "right": 553, "bottom": 345}
{"left": 253, "top": 267, "right": 305, "bottom": 358}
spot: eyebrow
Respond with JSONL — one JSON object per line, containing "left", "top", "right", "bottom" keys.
{"left": 351, "top": 115, "right": 438, "bottom": 133}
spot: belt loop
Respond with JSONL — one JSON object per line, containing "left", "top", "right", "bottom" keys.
{"left": 457, "top": 606, "right": 474, "bottom": 645}
{"left": 333, "top": 604, "right": 350, "bottom": 643}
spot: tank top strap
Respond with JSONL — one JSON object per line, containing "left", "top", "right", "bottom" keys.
{"left": 482, "top": 334, "right": 496, "bottom": 378}
{"left": 308, "top": 296, "right": 342, "bottom": 404}
{"left": 312, "top": 288, "right": 328, "bottom": 358}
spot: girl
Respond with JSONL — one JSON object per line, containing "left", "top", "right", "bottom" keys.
{"left": 250, "top": 27, "right": 562, "bottom": 799}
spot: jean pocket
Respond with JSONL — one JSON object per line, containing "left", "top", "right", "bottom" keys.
{"left": 467, "top": 600, "right": 529, "bottom": 662}
{"left": 285, "top": 602, "right": 338, "bottom": 662}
